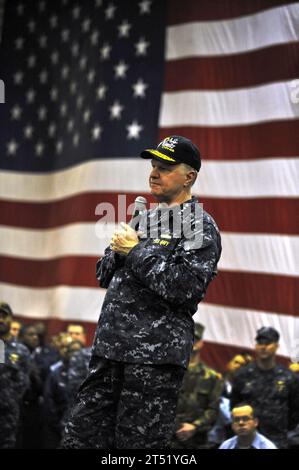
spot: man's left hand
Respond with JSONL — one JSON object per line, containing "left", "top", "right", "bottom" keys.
{"left": 110, "top": 223, "right": 139, "bottom": 256}
{"left": 176, "top": 423, "right": 196, "bottom": 441}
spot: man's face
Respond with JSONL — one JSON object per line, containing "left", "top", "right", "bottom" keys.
{"left": 58, "top": 334, "right": 73, "bottom": 360}
{"left": 22, "top": 327, "right": 39, "bottom": 349}
{"left": 0, "top": 311, "right": 12, "bottom": 336}
{"left": 67, "top": 325, "right": 86, "bottom": 344}
{"left": 255, "top": 341, "right": 278, "bottom": 361}
{"left": 149, "top": 160, "right": 191, "bottom": 203}
{"left": 10, "top": 321, "right": 21, "bottom": 338}
{"left": 232, "top": 405, "right": 258, "bottom": 437}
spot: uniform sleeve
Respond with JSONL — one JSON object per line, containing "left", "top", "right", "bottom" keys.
{"left": 192, "top": 376, "right": 224, "bottom": 431}
{"left": 68, "top": 350, "right": 90, "bottom": 402}
{"left": 43, "top": 373, "right": 61, "bottom": 432}
{"left": 12, "top": 346, "right": 31, "bottom": 401}
{"left": 230, "top": 371, "right": 244, "bottom": 409}
{"left": 96, "top": 246, "right": 126, "bottom": 288}
{"left": 288, "top": 374, "right": 299, "bottom": 430}
{"left": 126, "top": 222, "right": 221, "bottom": 306}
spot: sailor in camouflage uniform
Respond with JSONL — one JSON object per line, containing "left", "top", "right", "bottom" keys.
{"left": 67, "top": 346, "right": 92, "bottom": 403}
{"left": 62, "top": 136, "right": 221, "bottom": 449}
{"left": 173, "top": 323, "right": 223, "bottom": 449}
{"left": 231, "top": 327, "right": 299, "bottom": 449}
{"left": 0, "top": 302, "right": 30, "bottom": 448}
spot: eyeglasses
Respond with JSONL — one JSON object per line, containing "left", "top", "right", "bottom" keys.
{"left": 232, "top": 416, "right": 254, "bottom": 423}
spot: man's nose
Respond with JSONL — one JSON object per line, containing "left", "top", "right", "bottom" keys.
{"left": 150, "top": 166, "right": 159, "bottom": 177}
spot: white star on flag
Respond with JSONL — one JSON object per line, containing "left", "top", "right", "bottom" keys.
{"left": 118, "top": 20, "right": 131, "bottom": 38}
{"left": 6, "top": 139, "right": 18, "bottom": 155}
{"left": 27, "top": 55, "right": 36, "bottom": 68}
{"left": 132, "top": 78, "right": 148, "bottom": 98}
{"left": 35, "top": 141, "right": 44, "bottom": 157}
{"left": 72, "top": 6, "right": 81, "bottom": 20}
{"left": 139, "top": 0, "right": 152, "bottom": 14}
{"left": 105, "top": 4, "right": 116, "bottom": 20}
{"left": 27, "top": 21, "right": 36, "bottom": 33}
{"left": 114, "top": 61, "right": 129, "bottom": 79}
{"left": 92, "top": 124, "right": 102, "bottom": 140}
{"left": 96, "top": 84, "right": 108, "bottom": 100}
{"left": 37, "top": 106, "right": 47, "bottom": 121}
{"left": 14, "top": 71, "right": 24, "bottom": 85}
{"left": 15, "top": 37, "right": 24, "bottom": 50}
{"left": 11, "top": 105, "right": 22, "bottom": 120}
{"left": 24, "top": 125, "right": 34, "bottom": 139}
{"left": 26, "top": 89, "right": 36, "bottom": 103}
{"left": 127, "top": 120, "right": 143, "bottom": 139}
{"left": 109, "top": 101, "right": 124, "bottom": 120}
{"left": 135, "top": 37, "right": 149, "bottom": 56}
{"left": 100, "top": 43, "right": 112, "bottom": 60}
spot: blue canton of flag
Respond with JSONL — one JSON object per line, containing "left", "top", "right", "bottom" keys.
{"left": 0, "top": 0, "right": 166, "bottom": 172}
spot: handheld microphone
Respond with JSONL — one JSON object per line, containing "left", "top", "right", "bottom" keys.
{"left": 129, "top": 196, "right": 147, "bottom": 230}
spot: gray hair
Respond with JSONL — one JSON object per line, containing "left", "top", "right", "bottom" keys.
{"left": 181, "top": 163, "right": 198, "bottom": 187}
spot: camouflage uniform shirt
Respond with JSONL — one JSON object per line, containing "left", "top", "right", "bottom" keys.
{"left": 67, "top": 347, "right": 92, "bottom": 402}
{"left": 174, "top": 360, "right": 223, "bottom": 447}
{"left": 93, "top": 197, "right": 221, "bottom": 368}
{"left": 231, "top": 362, "right": 299, "bottom": 448}
{"left": 0, "top": 339, "right": 30, "bottom": 448}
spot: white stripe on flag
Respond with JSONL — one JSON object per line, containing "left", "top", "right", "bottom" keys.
{"left": 0, "top": 282, "right": 295, "bottom": 358}
{"left": 0, "top": 158, "right": 298, "bottom": 202}
{"left": 166, "top": 3, "right": 299, "bottom": 59}
{"left": 160, "top": 81, "right": 299, "bottom": 127}
{"left": 194, "top": 303, "right": 296, "bottom": 358}
{"left": 1, "top": 224, "right": 299, "bottom": 276}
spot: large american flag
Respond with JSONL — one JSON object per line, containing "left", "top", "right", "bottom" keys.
{"left": 0, "top": 0, "right": 298, "bottom": 370}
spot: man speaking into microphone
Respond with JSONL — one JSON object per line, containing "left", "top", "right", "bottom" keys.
{"left": 62, "top": 136, "right": 221, "bottom": 449}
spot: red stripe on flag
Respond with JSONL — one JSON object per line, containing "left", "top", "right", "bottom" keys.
{"left": 2, "top": 255, "right": 298, "bottom": 317}
{"left": 159, "top": 120, "right": 299, "bottom": 159}
{"left": 165, "top": 43, "right": 299, "bottom": 91}
{"left": 1, "top": 194, "right": 298, "bottom": 235}
{"left": 206, "top": 270, "right": 299, "bottom": 317}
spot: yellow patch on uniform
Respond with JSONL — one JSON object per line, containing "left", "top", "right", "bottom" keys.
{"left": 276, "top": 380, "right": 285, "bottom": 392}
{"left": 9, "top": 353, "right": 19, "bottom": 364}
{"left": 153, "top": 239, "right": 170, "bottom": 246}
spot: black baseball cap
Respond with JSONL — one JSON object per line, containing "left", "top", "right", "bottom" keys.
{"left": 140, "top": 136, "right": 201, "bottom": 171}
{"left": 0, "top": 301, "right": 13, "bottom": 316}
{"left": 255, "top": 327, "right": 280, "bottom": 344}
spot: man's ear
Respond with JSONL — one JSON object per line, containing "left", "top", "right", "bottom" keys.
{"left": 185, "top": 170, "right": 196, "bottom": 186}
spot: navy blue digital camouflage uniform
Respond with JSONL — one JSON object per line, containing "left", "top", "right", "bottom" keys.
{"left": 67, "top": 347, "right": 92, "bottom": 402}
{"left": 0, "top": 339, "right": 30, "bottom": 448}
{"left": 231, "top": 362, "right": 299, "bottom": 448}
{"left": 62, "top": 197, "right": 221, "bottom": 449}
{"left": 43, "top": 362, "right": 70, "bottom": 445}
{"left": 44, "top": 348, "right": 91, "bottom": 448}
